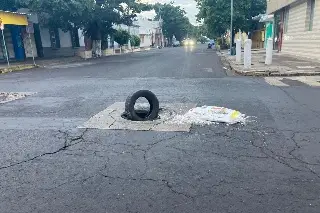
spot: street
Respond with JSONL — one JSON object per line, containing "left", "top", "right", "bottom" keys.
{"left": 0, "top": 45, "right": 320, "bottom": 213}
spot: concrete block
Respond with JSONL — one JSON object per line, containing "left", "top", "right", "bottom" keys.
{"left": 79, "top": 50, "right": 92, "bottom": 59}
{"left": 102, "top": 49, "right": 114, "bottom": 56}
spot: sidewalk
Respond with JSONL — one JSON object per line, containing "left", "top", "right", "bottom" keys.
{"left": 219, "top": 49, "right": 320, "bottom": 76}
{"left": 0, "top": 56, "right": 88, "bottom": 74}
{"left": 0, "top": 47, "right": 153, "bottom": 74}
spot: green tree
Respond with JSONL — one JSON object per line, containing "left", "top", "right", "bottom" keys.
{"left": 130, "top": 35, "right": 141, "bottom": 47}
{"left": 0, "top": 0, "right": 18, "bottom": 10}
{"left": 154, "top": 3, "right": 191, "bottom": 42}
{"left": 196, "top": 0, "right": 266, "bottom": 38}
{"left": 114, "top": 29, "right": 130, "bottom": 47}
{"left": 198, "top": 36, "right": 208, "bottom": 44}
{"left": 15, "top": 0, "right": 150, "bottom": 48}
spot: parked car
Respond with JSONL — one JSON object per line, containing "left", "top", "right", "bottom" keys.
{"left": 172, "top": 41, "right": 180, "bottom": 47}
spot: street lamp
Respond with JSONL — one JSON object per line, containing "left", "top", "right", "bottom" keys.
{"left": 230, "top": 0, "right": 233, "bottom": 55}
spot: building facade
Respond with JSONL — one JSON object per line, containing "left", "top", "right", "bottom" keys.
{"left": 0, "top": 10, "right": 33, "bottom": 61}
{"left": 0, "top": 10, "right": 163, "bottom": 62}
{"left": 267, "top": 0, "right": 319, "bottom": 60}
{"left": 0, "top": 9, "right": 82, "bottom": 63}
{"left": 39, "top": 27, "right": 81, "bottom": 57}
{"left": 134, "top": 16, "right": 164, "bottom": 48}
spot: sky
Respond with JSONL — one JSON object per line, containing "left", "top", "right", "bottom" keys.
{"left": 140, "top": 0, "right": 199, "bottom": 25}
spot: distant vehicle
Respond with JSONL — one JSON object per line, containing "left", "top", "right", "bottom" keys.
{"left": 172, "top": 41, "right": 180, "bottom": 47}
{"left": 182, "top": 39, "right": 196, "bottom": 46}
{"left": 208, "top": 39, "right": 215, "bottom": 49}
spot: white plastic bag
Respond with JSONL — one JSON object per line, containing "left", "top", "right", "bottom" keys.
{"left": 172, "top": 106, "right": 246, "bottom": 125}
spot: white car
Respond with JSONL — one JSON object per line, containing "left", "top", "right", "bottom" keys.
{"left": 172, "top": 41, "right": 180, "bottom": 47}
{"left": 183, "top": 39, "right": 195, "bottom": 46}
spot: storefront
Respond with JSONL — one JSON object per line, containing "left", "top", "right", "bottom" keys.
{"left": 252, "top": 14, "right": 274, "bottom": 49}
{"left": 0, "top": 10, "right": 28, "bottom": 62}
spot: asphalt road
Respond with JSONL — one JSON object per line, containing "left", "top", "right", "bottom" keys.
{"left": 0, "top": 45, "right": 320, "bottom": 213}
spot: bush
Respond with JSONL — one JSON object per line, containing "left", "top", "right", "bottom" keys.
{"left": 114, "top": 29, "right": 130, "bottom": 47}
{"left": 130, "top": 35, "right": 141, "bottom": 47}
{"left": 130, "top": 35, "right": 135, "bottom": 47}
{"left": 216, "top": 37, "right": 228, "bottom": 50}
{"left": 216, "top": 37, "right": 222, "bottom": 45}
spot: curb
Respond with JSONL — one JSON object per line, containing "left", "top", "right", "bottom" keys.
{"left": 0, "top": 64, "right": 39, "bottom": 74}
{"left": 219, "top": 54, "right": 320, "bottom": 77}
{"left": 0, "top": 47, "right": 157, "bottom": 75}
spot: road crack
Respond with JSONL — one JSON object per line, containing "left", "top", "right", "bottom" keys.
{"left": 100, "top": 173, "right": 194, "bottom": 199}
{"left": 0, "top": 129, "right": 89, "bottom": 170}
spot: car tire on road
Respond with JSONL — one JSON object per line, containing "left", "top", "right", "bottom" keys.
{"left": 125, "top": 90, "right": 159, "bottom": 121}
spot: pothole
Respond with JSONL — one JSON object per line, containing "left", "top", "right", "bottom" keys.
{"left": 79, "top": 102, "right": 196, "bottom": 132}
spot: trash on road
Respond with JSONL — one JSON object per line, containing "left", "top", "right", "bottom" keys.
{"left": 0, "top": 92, "right": 35, "bottom": 104}
{"left": 171, "top": 106, "right": 247, "bottom": 125}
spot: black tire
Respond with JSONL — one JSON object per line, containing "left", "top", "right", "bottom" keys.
{"left": 125, "top": 90, "right": 159, "bottom": 121}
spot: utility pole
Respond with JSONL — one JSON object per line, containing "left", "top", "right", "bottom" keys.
{"left": 0, "top": 19, "right": 9, "bottom": 67}
{"left": 230, "top": 0, "right": 233, "bottom": 54}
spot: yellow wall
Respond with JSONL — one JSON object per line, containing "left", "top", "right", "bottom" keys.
{"left": 0, "top": 11, "right": 28, "bottom": 26}
{"left": 282, "top": 0, "right": 320, "bottom": 60}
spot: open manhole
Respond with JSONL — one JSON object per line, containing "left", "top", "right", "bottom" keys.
{"left": 122, "top": 90, "right": 160, "bottom": 121}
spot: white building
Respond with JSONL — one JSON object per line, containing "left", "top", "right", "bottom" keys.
{"left": 134, "top": 15, "right": 164, "bottom": 47}
{"left": 267, "top": 0, "right": 320, "bottom": 60}
{"left": 17, "top": 8, "right": 85, "bottom": 58}
{"left": 1, "top": 9, "right": 164, "bottom": 61}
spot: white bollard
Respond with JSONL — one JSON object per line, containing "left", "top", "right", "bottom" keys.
{"left": 244, "top": 39, "right": 252, "bottom": 69}
{"left": 236, "top": 39, "right": 241, "bottom": 63}
{"left": 265, "top": 38, "right": 273, "bottom": 65}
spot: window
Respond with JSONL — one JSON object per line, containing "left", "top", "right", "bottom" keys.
{"left": 283, "top": 7, "right": 290, "bottom": 33}
{"left": 49, "top": 28, "right": 60, "bottom": 49}
{"left": 306, "top": 0, "right": 315, "bottom": 31}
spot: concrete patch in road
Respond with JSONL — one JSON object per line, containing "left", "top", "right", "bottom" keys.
{"left": 79, "top": 102, "right": 196, "bottom": 132}
{"left": 264, "top": 76, "right": 320, "bottom": 87}
{"left": 0, "top": 92, "right": 36, "bottom": 104}
{"left": 264, "top": 77, "right": 289, "bottom": 87}
{"left": 290, "top": 76, "right": 320, "bottom": 87}
{"left": 46, "top": 62, "right": 93, "bottom": 69}
{"left": 280, "top": 78, "right": 306, "bottom": 86}
{"left": 203, "top": 68, "right": 213, "bottom": 72}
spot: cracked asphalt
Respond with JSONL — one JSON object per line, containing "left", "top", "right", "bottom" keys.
{"left": 0, "top": 45, "right": 320, "bottom": 213}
